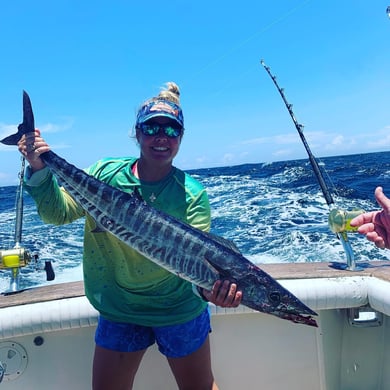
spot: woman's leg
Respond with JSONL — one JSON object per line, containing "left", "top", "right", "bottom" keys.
{"left": 92, "top": 345, "right": 146, "bottom": 390}
{"left": 93, "top": 316, "right": 155, "bottom": 389}
{"left": 167, "top": 336, "right": 218, "bottom": 390}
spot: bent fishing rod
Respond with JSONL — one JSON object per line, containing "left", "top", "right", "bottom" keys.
{"left": 260, "top": 59, "right": 363, "bottom": 271}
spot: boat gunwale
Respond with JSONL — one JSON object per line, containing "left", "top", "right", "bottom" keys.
{"left": 1, "top": 261, "right": 390, "bottom": 309}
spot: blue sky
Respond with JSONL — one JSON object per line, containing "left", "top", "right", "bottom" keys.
{"left": 0, "top": 1, "right": 389, "bottom": 186}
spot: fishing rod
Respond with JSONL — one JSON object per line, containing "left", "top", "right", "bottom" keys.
{"left": 0, "top": 157, "right": 55, "bottom": 293}
{"left": 260, "top": 59, "right": 363, "bottom": 271}
{"left": 0, "top": 156, "right": 32, "bottom": 291}
{"left": 14, "top": 156, "right": 26, "bottom": 248}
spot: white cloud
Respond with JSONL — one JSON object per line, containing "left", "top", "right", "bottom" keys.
{"left": 0, "top": 118, "right": 75, "bottom": 155}
{"left": 273, "top": 149, "right": 293, "bottom": 157}
{"left": 222, "top": 153, "right": 234, "bottom": 164}
{"left": 0, "top": 123, "right": 17, "bottom": 139}
{"left": 366, "top": 129, "right": 390, "bottom": 148}
{"left": 0, "top": 117, "right": 74, "bottom": 144}
{"left": 40, "top": 117, "right": 74, "bottom": 133}
{"left": 240, "top": 136, "right": 269, "bottom": 146}
{"left": 273, "top": 133, "right": 300, "bottom": 145}
{"left": 195, "top": 156, "right": 208, "bottom": 164}
{"left": 241, "top": 132, "right": 300, "bottom": 146}
{"left": 239, "top": 151, "right": 250, "bottom": 159}
{"left": 331, "top": 135, "right": 344, "bottom": 146}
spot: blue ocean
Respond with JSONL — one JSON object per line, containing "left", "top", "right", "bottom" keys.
{"left": 1, "top": 151, "right": 390, "bottom": 292}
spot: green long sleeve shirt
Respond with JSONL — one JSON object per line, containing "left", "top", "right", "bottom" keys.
{"left": 25, "top": 157, "right": 210, "bottom": 326}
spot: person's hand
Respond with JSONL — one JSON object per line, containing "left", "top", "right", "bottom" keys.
{"left": 17, "top": 129, "right": 50, "bottom": 172}
{"left": 350, "top": 187, "right": 390, "bottom": 249}
{"left": 202, "top": 280, "right": 242, "bottom": 308}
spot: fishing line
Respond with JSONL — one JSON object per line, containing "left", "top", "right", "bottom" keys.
{"left": 316, "top": 155, "right": 342, "bottom": 200}
{"left": 260, "top": 60, "right": 364, "bottom": 271}
{"left": 186, "top": 0, "right": 312, "bottom": 86}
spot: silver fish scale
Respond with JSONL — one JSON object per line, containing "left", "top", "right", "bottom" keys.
{"left": 42, "top": 151, "right": 219, "bottom": 288}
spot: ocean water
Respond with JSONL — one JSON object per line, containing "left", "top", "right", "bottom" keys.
{"left": 1, "top": 151, "right": 390, "bottom": 292}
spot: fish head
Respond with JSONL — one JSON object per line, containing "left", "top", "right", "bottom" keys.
{"left": 265, "top": 290, "right": 318, "bottom": 327}
{"left": 239, "top": 276, "right": 318, "bottom": 327}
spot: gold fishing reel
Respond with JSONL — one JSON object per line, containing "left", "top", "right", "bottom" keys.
{"left": 328, "top": 209, "right": 365, "bottom": 234}
{"left": 0, "top": 247, "right": 32, "bottom": 270}
{"left": 1, "top": 247, "right": 54, "bottom": 293}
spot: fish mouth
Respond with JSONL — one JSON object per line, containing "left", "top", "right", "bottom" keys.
{"left": 267, "top": 290, "right": 317, "bottom": 316}
{"left": 276, "top": 311, "right": 318, "bottom": 327}
{"left": 271, "top": 300, "right": 318, "bottom": 327}
{"left": 266, "top": 291, "right": 318, "bottom": 326}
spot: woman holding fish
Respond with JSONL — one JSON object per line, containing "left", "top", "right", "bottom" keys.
{"left": 18, "top": 82, "right": 242, "bottom": 390}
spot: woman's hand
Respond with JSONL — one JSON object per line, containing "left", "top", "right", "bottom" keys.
{"left": 17, "top": 129, "right": 50, "bottom": 172}
{"left": 202, "top": 280, "right": 242, "bottom": 308}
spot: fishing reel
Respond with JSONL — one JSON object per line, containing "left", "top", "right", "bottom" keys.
{"left": 0, "top": 247, "right": 33, "bottom": 293}
{"left": 328, "top": 208, "right": 365, "bottom": 234}
{"left": 0, "top": 247, "right": 55, "bottom": 294}
{"left": 328, "top": 208, "right": 366, "bottom": 272}
{"left": 0, "top": 247, "right": 32, "bottom": 269}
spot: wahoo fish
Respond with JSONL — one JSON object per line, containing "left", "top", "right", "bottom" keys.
{"left": 1, "top": 91, "right": 317, "bottom": 327}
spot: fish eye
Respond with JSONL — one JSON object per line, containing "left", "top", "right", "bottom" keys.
{"left": 268, "top": 291, "right": 281, "bottom": 305}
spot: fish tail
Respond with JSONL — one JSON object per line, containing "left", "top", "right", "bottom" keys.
{"left": 1, "top": 91, "right": 34, "bottom": 145}
{"left": 1, "top": 130, "right": 23, "bottom": 145}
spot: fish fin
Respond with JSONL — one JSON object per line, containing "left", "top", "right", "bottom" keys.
{"left": 200, "top": 233, "right": 242, "bottom": 280}
{"left": 203, "top": 256, "right": 221, "bottom": 274}
{"left": 202, "top": 253, "right": 237, "bottom": 283}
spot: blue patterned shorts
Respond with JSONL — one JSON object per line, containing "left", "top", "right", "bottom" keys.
{"left": 95, "top": 308, "right": 211, "bottom": 358}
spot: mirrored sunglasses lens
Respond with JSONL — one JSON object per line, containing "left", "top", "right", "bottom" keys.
{"left": 140, "top": 124, "right": 182, "bottom": 137}
{"left": 165, "top": 126, "right": 181, "bottom": 138}
{"left": 141, "top": 124, "right": 159, "bottom": 136}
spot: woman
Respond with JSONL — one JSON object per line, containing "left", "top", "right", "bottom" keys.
{"left": 18, "top": 82, "right": 242, "bottom": 390}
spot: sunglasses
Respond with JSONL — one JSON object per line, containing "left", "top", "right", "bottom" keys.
{"left": 138, "top": 123, "right": 183, "bottom": 138}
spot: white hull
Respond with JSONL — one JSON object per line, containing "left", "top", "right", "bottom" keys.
{"left": 1, "top": 261, "right": 390, "bottom": 389}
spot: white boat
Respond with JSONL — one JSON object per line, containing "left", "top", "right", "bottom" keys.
{"left": 1, "top": 260, "right": 390, "bottom": 390}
